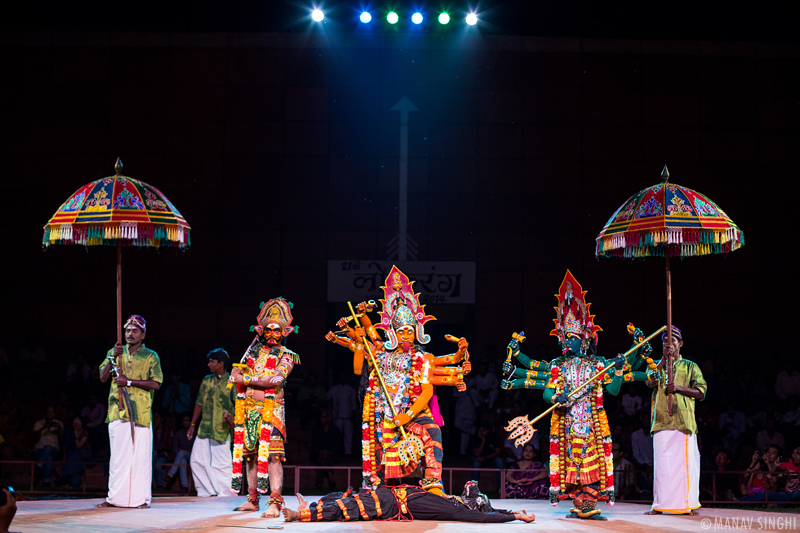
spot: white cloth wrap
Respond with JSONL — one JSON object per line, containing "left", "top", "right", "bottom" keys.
{"left": 190, "top": 435, "right": 233, "bottom": 497}
{"left": 107, "top": 419, "right": 153, "bottom": 507}
{"left": 652, "top": 430, "right": 701, "bottom": 513}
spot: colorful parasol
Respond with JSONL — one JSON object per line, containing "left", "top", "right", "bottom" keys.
{"left": 43, "top": 158, "right": 191, "bottom": 343}
{"left": 595, "top": 166, "right": 744, "bottom": 414}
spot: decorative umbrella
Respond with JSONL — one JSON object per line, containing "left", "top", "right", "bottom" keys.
{"left": 43, "top": 158, "right": 191, "bottom": 341}
{"left": 43, "top": 158, "right": 190, "bottom": 438}
{"left": 595, "top": 165, "right": 744, "bottom": 414}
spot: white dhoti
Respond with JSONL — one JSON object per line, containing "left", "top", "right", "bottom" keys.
{"left": 652, "top": 430, "right": 700, "bottom": 513}
{"left": 107, "top": 419, "right": 153, "bottom": 507}
{"left": 190, "top": 435, "right": 233, "bottom": 497}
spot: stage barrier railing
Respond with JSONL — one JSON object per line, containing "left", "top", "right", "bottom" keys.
{"left": 1, "top": 461, "right": 797, "bottom": 505}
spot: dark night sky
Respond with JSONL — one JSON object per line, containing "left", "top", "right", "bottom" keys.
{"left": 4, "top": 1, "right": 798, "bottom": 42}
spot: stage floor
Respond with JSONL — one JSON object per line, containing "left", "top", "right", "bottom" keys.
{"left": 12, "top": 496, "right": 799, "bottom": 533}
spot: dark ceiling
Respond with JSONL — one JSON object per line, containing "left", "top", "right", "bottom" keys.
{"left": 4, "top": 1, "right": 798, "bottom": 43}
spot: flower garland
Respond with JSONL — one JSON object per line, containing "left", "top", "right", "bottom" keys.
{"left": 231, "top": 346, "right": 281, "bottom": 494}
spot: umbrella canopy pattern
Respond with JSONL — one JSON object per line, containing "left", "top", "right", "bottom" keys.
{"left": 43, "top": 173, "right": 190, "bottom": 249}
{"left": 595, "top": 180, "right": 744, "bottom": 258}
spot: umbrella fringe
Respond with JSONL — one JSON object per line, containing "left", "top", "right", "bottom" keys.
{"left": 42, "top": 221, "right": 191, "bottom": 249}
{"left": 596, "top": 227, "right": 744, "bottom": 259}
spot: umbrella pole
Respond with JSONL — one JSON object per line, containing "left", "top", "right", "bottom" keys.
{"left": 117, "top": 241, "right": 122, "bottom": 345}
{"left": 666, "top": 250, "right": 674, "bottom": 417}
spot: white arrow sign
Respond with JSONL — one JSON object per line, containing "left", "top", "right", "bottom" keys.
{"left": 391, "top": 96, "right": 419, "bottom": 261}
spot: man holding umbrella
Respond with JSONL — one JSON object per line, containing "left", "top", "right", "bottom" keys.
{"left": 97, "top": 315, "right": 163, "bottom": 509}
{"left": 644, "top": 326, "right": 706, "bottom": 515}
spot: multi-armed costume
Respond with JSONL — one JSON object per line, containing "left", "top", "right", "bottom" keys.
{"left": 326, "top": 266, "right": 471, "bottom": 493}
{"left": 503, "top": 271, "right": 648, "bottom": 519}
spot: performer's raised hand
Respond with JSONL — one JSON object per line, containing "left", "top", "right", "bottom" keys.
{"left": 392, "top": 412, "right": 411, "bottom": 426}
{"left": 336, "top": 317, "right": 349, "bottom": 329}
{"left": 502, "top": 360, "right": 514, "bottom": 374}
{"left": 325, "top": 331, "right": 337, "bottom": 343}
{"left": 613, "top": 355, "right": 625, "bottom": 370}
{"left": 230, "top": 366, "right": 244, "bottom": 384}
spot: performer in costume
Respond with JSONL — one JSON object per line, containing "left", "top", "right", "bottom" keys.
{"left": 97, "top": 315, "right": 163, "bottom": 509}
{"left": 188, "top": 348, "right": 234, "bottom": 498}
{"left": 503, "top": 271, "right": 645, "bottom": 520}
{"left": 325, "top": 266, "right": 471, "bottom": 494}
{"left": 281, "top": 481, "right": 534, "bottom": 523}
{"left": 225, "top": 298, "right": 300, "bottom": 517}
{"left": 643, "top": 326, "right": 706, "bottom": 515}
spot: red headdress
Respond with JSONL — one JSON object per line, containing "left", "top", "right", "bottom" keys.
{"left": 254, "top": 297, "right": 297, "bottom": 338}
{"left": 550, "top": 270, "right": 601, "bottom": 351}
{"left": 376, "top": 265, "right": 435, "bottom": 350}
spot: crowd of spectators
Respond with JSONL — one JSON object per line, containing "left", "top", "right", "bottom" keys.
{"left": 2, "top": 338, "right": 800, "bottom": 506}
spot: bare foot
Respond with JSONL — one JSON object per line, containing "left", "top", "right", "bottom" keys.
{"left": 297, "top": 493, "right": 308, "bottom": 511}
{"left": 95, "top": 501, "right": 116, "bottom": 508}
{"left": 688, "top": 510, "right": 699, "bottom": 515}
{"left": 234, "top": 500, "right": 259, "bottom": 512}
{"left": 644, "top": 510, "right": 662, "bottom": 515}
{"left": 262, "top": 503, "right": 280, "bottom": 518}
{"left": 514, "top": 510, "right": 535, "bottom": 523}
{"left": 282, "top": 507, "right": 301, "bottom": 522}
{"left": 137, "top": 504, "right": 150, "bottom": 509}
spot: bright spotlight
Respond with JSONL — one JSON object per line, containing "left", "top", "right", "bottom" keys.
{"left": 438, "top": 12, "right": 450, "bottom": 24}
{"left": 466, "top": 13, "right": 478, "bottom": 25}
{"left": 360, "top": 11, "right": 372, "bottom": 23}
{"left": 311, "top": 9, "right": 324, "bottom": 22}
{"left": 412, "top": 12, "right": 423, "bottom": 24}
{"left": 387, "top": 11, "right": 399, "bottom": 24}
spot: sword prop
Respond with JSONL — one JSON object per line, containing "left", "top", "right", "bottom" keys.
{"left": 108, "top": 353, "right": 136, "bottom": 443}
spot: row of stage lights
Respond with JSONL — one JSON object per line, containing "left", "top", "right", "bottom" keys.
{"left": 310, "top": 8, "right": 480, "bottom": 26}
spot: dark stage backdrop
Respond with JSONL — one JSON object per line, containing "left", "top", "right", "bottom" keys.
{"left": 1, "top": 31, "right": 797, "bottom": 384}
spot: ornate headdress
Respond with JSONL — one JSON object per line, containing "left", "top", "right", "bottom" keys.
{"left": 550, "top": 270, "right": 601, "bottom": 351}
{"left": 253, "top": 297, "right": 297, "bottom": 338}
{"left": 376, "top": 265, "right": 435, "bottom": 350}
{"left": 124, "top": 314, "right": 146, "bottom": 333}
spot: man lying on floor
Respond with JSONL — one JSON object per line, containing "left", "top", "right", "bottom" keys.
{"left": 281, "top": 481, "right": 534, "bottom": 523}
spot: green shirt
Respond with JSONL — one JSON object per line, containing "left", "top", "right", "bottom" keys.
{"left": 649, "top": 355, "right": 707, "bottom": 435}
{"left": 196, "top": 372, "right": 233, "bottom": 442}
{"left": 100, "top": 344, "right": 163, "bottom": 427}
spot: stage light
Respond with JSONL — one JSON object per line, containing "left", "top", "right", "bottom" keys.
{"left": 387, "top": 11, "right": 399, "bottom": 24}
{"left": 311, "top": 9, "right": 324, "bottom": 22}
{"left": 360, "top": 11, "right": 372, "bottom": 23}
{"left": 412, "top": 12, "right": 423, "bottom": 24}
{"left": 438, "top": 12, "right": 450, "bottom": 24}
{"left": 466, "top": 13, "right": 478, "bottom": 25}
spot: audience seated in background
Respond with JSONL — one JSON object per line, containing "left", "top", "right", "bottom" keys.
{"left": 719, "top": 404, "right": 746, "bottom": 460}
{"left": 162, "top": 373, "right": 192, "bottom": 417}
{"left": 468, "top": 362, "right": 499, "bottom": 412}
{"left": 505, "top": 443, "right": 549, "bottom": 499}
{"left": 152, "top": 411, "right": 173, "bottom": 487}
{"left": 310, "top": 409, "right": 342, "bottom": 489}
{"left": 60, "top": 416, "right": 93, "bottom": 488}
{"left": 630, "top": 413, "right": 653, "bottom": 496}
{"left": 612, "top": 442, "right": 636, "bottom": 501}
{"left": 453, "top": 386, "right": 477, "bottom": 455}
{"left": 776, "top": 446, "right": 800, "bottom": 502}
{"left": 621, "top": 383, "right": 643, "bottom": 419}
{"left": 470, "top": 421, "right": 504, "bottom": 490}
{"left": 32, "top": 406, "right": 63, "bottom": 487}
{"left": 297, "top": 372, "right": 327, "bottom": 430}
{"left": 164, "top": 415, "right": 193, "bottom": 490}
{"left": 756, "top": 419, "right": 785, "bottom": 454}
{"left": 738, "top": 446, "right": 787, "bottom": 502}
{"left": 775, "top": 363, "right": 800, "bottom": 400}
{"left": 701, "top": 449, "right": 737, "bottom": 501}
